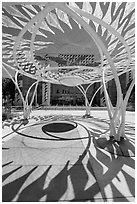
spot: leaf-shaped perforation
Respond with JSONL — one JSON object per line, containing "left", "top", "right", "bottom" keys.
{"left": 97, "top": 24, "right": 103, "bottom": 36}
{"left": 108, "top": 35, "right": 119, "bottom": 49}
{"left": 13, "top": 16, "right": 28, "bottom": 28}
{"left": 34, "top": 41, "right": 50, "bottom": 47}
{"left": 101, "top": 29, "right": 108, "bottom": 41}
{"left": 112, "top": 48, "right": 127, "bottom": 60}
{"left": 125, "top": 33, "right": 135, "bottom": 48}
{"left": 124, "top": 23, "right": 135, "bottom": 43}
{"left": 32, "top": 4, "right": 42, "bottom": 13}
{"left": 15, "top": 4, "right": 32, "bottom": 20}
{"left": 92, "top": 3, "right": 103, "bottom": 31}
{"left": 22, "top": 4, "right": 38, "bottom": 16}
{"left": 46, "top": 11, "right": 64, "bottom": 33}
{"left": 39, "top": 21, "right": 55, "bottom": 34}
{"left": 2, "top": 44, "right": 11, "bottom": 49}
{"left": 120, "top": 10, "right": 135, "bottom": 37}
{"left": 120, "top": 3, "right": 135, "bottom": 27}
{"left": 89, "top": 20, "right": 96, "bottom": 32}
{"left": 21, "top": 6, "right": 36, "bottom": 19}
{"left": 2, "top": 33, "right": 13, "bottom": 39}
{"left": 19, "top": 40, "right": 30, "bottom": 50}
{"left": 95, "top": 4, "right": 104, "bottom": 19}
{"left": 20, "top": 45, "right": 30, "bottom": 51}
{"left": 82, "top": 2, "right": 92, "bottom": 24}
{"left": 2, "top": 15, "right": 22, "bottom": 30}
{"left": 128, "top": 43, "right": 135, "bottom": 55}
{"left": 26, "top": 21, "right": 47, "bottom": 39}
{"left": 34, "top": 45, "right": 47, "bottom": 51}
{"left": 109, "top": 41, "right": 125, "bottom": 60}
{"left": 3, "top": 5, "right": 26, "bottom": 19}
{"left": 110, "top": 2, "right": 126, "bottom": 25}
{"left": 113, "top": 59, "right": 129, "bottom": 72}
{"left": 68, "top": 2, "right": 82, "bottom": 29}
{"left": 3, "top": 50, "right": 13, "bottom": 62}
{"left": 130, "top": 47, "right": 135, "bottom": 57}
{"left": 37, "top": 28, "right": 48, "bottom": 39}
{"left": 110, "top": 39, "right": 126, "bottom": 57}
{"left": 2, "top": 50, "right": 10, "bottom": 54}
{"left": 75, "top": 2, "right": 83, "bottom": 9}
{"left": 4, "top": 7, "right": 28, "bottom": 30}
{"left": 16, "top": 49, "right": 29, "bottom": 64}
{"left": 3, "top": 38, "right": 14, "bottom": 46}
{"left": 89, "top": 2, "right": 96, "bottom": 14}
{"left": 3, "top": 54, "right": 12, "bottom": 60}
{"left": 55, "top": 8, "right": 72, "bottom": 29}
{"left": 105, "top": 34, "right": 113, "bottom": 49}
{"left": 3, "top": 55, "right": 15, "bottom": 66}
{"left": 113, "top": 56, "right": 128, "bottom": 66}
{"left": 99, "top": 2, "right": 110, "bottom": 19}
{"left": 12, "top": 15, "right": 29, "bottom": 26}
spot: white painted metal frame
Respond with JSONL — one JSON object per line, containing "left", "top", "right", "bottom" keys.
{"left": 2, "top": 2, "right": 135, "bottom": 141}
{"left": 3, "top": 65, "right": 39, "bottom": 120}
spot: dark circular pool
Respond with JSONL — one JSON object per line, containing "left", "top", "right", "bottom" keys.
{"left": 42, "top": 121, "right": 76, "bottom": 133}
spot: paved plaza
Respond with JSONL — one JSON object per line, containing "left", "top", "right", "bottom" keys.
{"left": 2, "top": 2, "right": 135, "bottom": 202}
{"left": 2, "top": 110, "right": 135, "bottom": 202}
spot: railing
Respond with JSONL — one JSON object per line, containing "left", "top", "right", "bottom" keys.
{"left": 9, "top": 105, "right": 108, "bottom": 111}
{"left": 4, "top": 105, "right": 108, "bottom": 112}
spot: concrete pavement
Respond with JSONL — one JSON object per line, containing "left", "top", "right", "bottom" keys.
{"left": 2, "top": 110, "right": 135, "bottom": 201}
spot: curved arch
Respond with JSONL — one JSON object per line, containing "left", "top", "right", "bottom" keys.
{"left": 13, "top": 3, "right": 57, "bottom": 70}
{"left": 10, "top": 2, "right": 134, "bottom": 140}
{"left": 29, "top": 80, "right": 39, "bottom": 107}
{"left": 68, "top": 5, "right": 132, "bottom": 69}
{"left": 56, "top": 3, "right": 124, "bottom": 138}
{"left": 25, "top": 81, "right": 38, "bottom": 106}
{"left": 2, "top": 66, "right": 25, "bottom": 105}
{"left": 57, "top": 3, "right": 122, "bottom": 100}
{"left": 13, "top": 2, "right": 104, "bottom": 83}
{"left": 29, "top": 18, "right": 44, "bottom": 70}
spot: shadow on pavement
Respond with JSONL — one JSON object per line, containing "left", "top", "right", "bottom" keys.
{"left": 2, "top": 115, "right": 135, "bottom": 201}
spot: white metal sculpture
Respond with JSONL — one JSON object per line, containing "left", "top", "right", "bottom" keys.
{"left": 3, "top": 64, "right": 39, "bottom": 120}
{"left": 2, "top": 2, "right": 135, "bottom": 141}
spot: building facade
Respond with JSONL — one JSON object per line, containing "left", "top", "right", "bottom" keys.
{"left": 14, "top": 53, "right": 133, "bottom": 107}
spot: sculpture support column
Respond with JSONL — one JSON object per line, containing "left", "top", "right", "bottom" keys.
{"left": 47, "top": 83, "right": 51, "bottom": 106}
{"left": 42, "top": 82, "right": 50, "bottom": 106}
{"left": 42, "top": 83, "right": 46, "bottom": 105}
{"left": 77, "top": 85, "right": 90, "bottom": 116}
{"left": 57, "top": 3, "right": 123, "bottom": 140}
{"left": 11, "top": 2, "right": 134, "bottom": 142}
{"left": 3, "top": 65, "right": 39, "bottom": 120}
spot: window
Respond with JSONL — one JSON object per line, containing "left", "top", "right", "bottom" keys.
{"left": 56, "top": 89, "right": 59, "bottom": 94}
